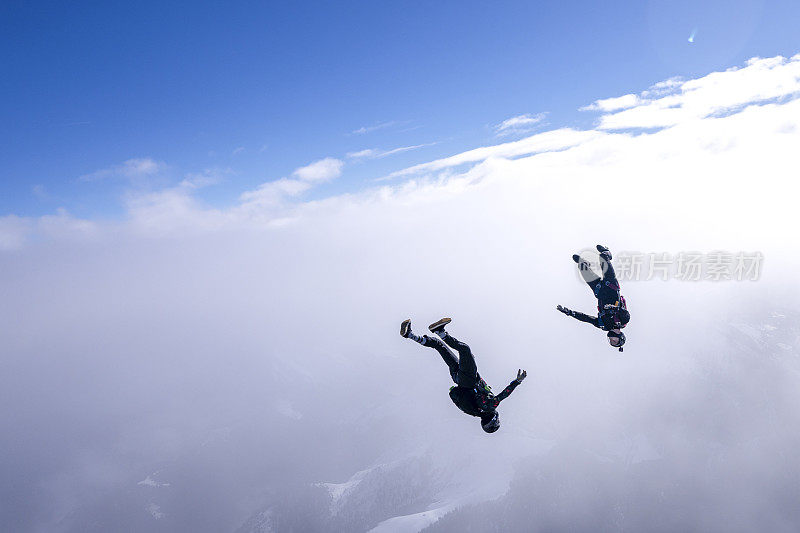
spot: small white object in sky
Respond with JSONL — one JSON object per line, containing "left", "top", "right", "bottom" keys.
{"left": 688, "top": 28, "right": 697, "bottom": 43}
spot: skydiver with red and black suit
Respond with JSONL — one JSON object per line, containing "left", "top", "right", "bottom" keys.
{"left": 557, "top": 245, "right": 630, "bottom": 351}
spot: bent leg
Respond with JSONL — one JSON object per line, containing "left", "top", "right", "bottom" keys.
{"left": 424, "top": 336, "right": 459, "bottom": 383}
{"left": 442, "top": 334, "right": 478, "bottom": 387}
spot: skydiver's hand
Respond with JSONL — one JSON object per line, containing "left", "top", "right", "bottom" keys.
{"left": 557, "top": 305, "right": 573, "bottom": 317}
{"left": 516, "top": 369, "right": 527, "bottom": 384}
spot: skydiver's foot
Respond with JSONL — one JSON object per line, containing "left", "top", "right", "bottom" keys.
{"left": 401, "top": 319, "right": 427, "bottom": 344}
{"left": 596, "top": 245, "right": 612, "bottom": 261}
{"left": 428, "top": 317, "right": 452, "bottom": 336}
{"left": 572, "top": 254, "right": 581, "bottom": 263}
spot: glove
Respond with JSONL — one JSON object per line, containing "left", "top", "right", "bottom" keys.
{"left": 516, "top": 369, "right": 527, "bottom": 384}
{"left": 557, "top": 305, "right": 574, "bottom": 317}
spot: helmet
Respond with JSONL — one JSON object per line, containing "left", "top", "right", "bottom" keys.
{"left": 607, "top": 330, "right": 626, "bottom": 352}
{"left": 481, "top": 411, "right": 500, "bottom": 433}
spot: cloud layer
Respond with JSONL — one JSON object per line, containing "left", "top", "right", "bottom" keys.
{"left": 2, "top": 54, "right": 800, "bottom": 531}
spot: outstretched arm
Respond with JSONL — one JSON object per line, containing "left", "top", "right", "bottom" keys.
{"left": 495, "top": 369, "right": 526, "bottom": 403}
{"left": 557, "top": 305, "right": 601, "bottom": 328}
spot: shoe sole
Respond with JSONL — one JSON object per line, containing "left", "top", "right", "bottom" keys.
{"left": 400, "top": 319, "right": 411, "bottom": 337}
{"left": 428, "top": 317, "right": 452, "bottom": 332}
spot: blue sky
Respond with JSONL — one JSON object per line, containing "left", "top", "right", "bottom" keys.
{"left": 2, "top": 0, "right": 799, "bottom": 219}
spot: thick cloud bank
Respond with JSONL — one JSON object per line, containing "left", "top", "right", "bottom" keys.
{"left": 1, "top": 55, "right": 800, "bottom": 532}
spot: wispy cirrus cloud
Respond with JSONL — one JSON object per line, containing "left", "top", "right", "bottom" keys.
{"left": 381, "top": 128, "right": 599, "bottom": 180}
{"left": 78, "top": 158, "right": 166, "bottom": 182}
{"left": 179, "top": 168, "right": 231, "bottom": 189}
{"left": 32, "top": 184, "right": 49, "bottom": 201}
{"left": 347, "top": 143, "right": 435, "bottom": 160}
{"left": 346, "top": 149, "right": 376, "bottom": 159}
{"left": 493, "top": 113, "right": 546, "bottom": 137}
{"left": 350, "top": 120, "right": 409, "bottom": 135}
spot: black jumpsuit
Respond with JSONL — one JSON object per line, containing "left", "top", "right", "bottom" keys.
{"left": 570, "top": 255, "right": 628, "bottom": 331}
{"left": 424, "top": 333, "right": 520, "bottom": 420}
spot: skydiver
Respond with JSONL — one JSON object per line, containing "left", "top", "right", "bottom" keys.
{"left": 400, "top": 317, "right": 527, "bottom": 433}
{"left": 557, "top": 245, "right": 630, "bottom": 351}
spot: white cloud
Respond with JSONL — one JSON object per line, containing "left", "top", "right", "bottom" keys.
{"left": 291, "top": 157, "right": 344, "bottom": 182}
{"left": 382, "top": 128, "right": 599, "bottom": 180}
{"left": 0, "top": 210, "right": 98, "bottom": 249}
{"left": 642, "top": 77, "right": 683, "bottom": 98}
{"left": 347, "top": 149, "right": 377, "bottom": 159}
{"left": 493, "top": 113, "right": 546, "bottom": 136}
{"left": 366, "top": 54, "right": 800, "bottom": 188}
{"left": 232, "top": 147, "right": 245, "bottom": 155}
{"left": 580, "top": 94, "right": 640, "bottom": 112}
{"left": 347, "top": 143, "right": 435, "bottom": 160}
{"left": 351, "top": 121, "right": 398, "bottom": 135}
{"left": 79, "top": 158, "right": 166, "bottom": 182}
{"left": 157, "top": 157, "right": 342, "bottom": 233}
{"left": 179, "top": 168, "right": 230, "bottom": 189}
{"left": 37, "top": 209, "right": 99, "bottom": 240}
{"left": 8, "top": 54, "right": 800, "bottom": 252}
{"left": 239, "top": 178, "right": 311, "bottom": 208}
{"left": 124, "top": 187, "right": 226, "bottom": 235}
{"left": 588, "top": 55, "right": 800, "bottom": 130}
